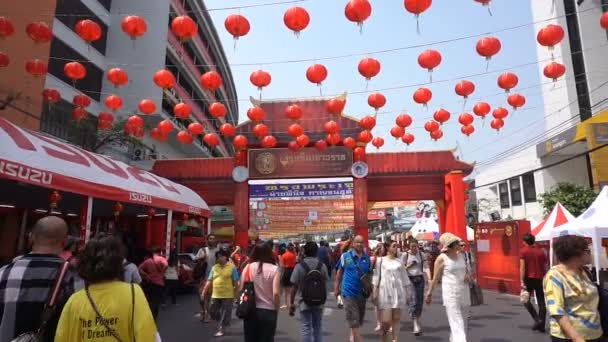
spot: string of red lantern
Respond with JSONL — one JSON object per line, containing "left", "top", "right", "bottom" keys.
{"left": 367, "top": 92, "right": 386, "bottom": 113}
{"left": 25, "top": 59, "right": 47, "bottom": 77}
{"left": 188, "top": 122, "right": 204, "bottom": 136}
{"left": 25, "top": 22, "right": 52, "bottom": 44}
{"left": 461, "top": 124, "right": 475, "bottom": 137}
{"left": 402, "top": 132, "right": 415, "bottom": 146}
{"left": 209, "top": 102, "right": 227, "bottom": 118}
{"left": 455, "top": 80, "right": 475, "bottom": 104}
{"left": 371, "top": 136, "right": 384, "bottom": 150}
{"left": 602, "top": 12, "right": 608, "bottom": 30}
{"left": 250, "top": 70, "right": 272, "bottom": 98}
{"left": 172, "top": 15, "right": 198, "bottom": 42}
{"left": 473, "top": 102, "right": 491, "bottom": 120}
{"left": 433, "top": 108, "right": 451, "bottom": 125}
{"left": 73, "top": 94, "right": 91, "bottom": 108}
{"left": 220, "top": 123, "right": 236, "bottom": 137}
{"left": 285, "top": 104, "right": 303, "bottom": 121}
{"left": 497, "top": 72, "right": 518, "bottom": 93}
{"left": 413, "top": 87, "right": 432, "bottom": 108}
{"left": 75, "top": 19, "right": 102, "bottom": 44}
{"left": 474, "top": 0, "right": 493, "bottom": 16}
{"left": 0, "top": 52, "right": 8, "bottom": 68}
{"left": 490, "top": 118, "right": 504, "bottom": 132}
{"left": 326, "top": 98, "right": 346, "bottom": 115}
{"left": 345, "top": 0, "right": 372, "bottom": 33}
{"left": 0, "top": 17, "right": 15, "bottom": 39}
{"left": 284, "top": 7, "right": 310, "bottom": 37}
{"left": 153, "top": 69, "right": 176, "bottom": 89}
{"left": 247, "top": 106, "right": 266, "bottom": 122}
{"left": 507, "top": 93, "right": 526, "bottom": 110}
{"left": 138, "top": 99, "right": 156, "bottom": 115}
{"left": 107, "top": 68, "right": 129, "bottom": 87}
{"left": 200, "top": 71, "right": 223, "bottom": 91}
{"left": 253, "top": 123, "right": 269, "bottom": 139}
{"left": 43, "top": 89, "right": 61, "bottom": 104}
{"left": 121, "top": 15, "right": 147, "bottom": 40}
{"left": 358, "top": 57, "right": 381, "bottom": 82}
{"left": 105, "top": 95, "right": 123, "bottom": 112}
{"left": 396, "top": 114, "right": 413, "bottom": 129}
{"left": 537, "top": 24, "right": 564, "bottom": 56}
{"left": 403, "top": 0, "right": 432, "bottom": 33}
{"left": 476, "top": 36, "right": 501, "bottom": 70}
{"left": 64, "top": 61, "right": 87, "bottom": 83}
{"left": 225, "top": 14, "right": 251, "bottom": 47}
{"left": 418, "top": 49, "right": 442, "bottom": 82}
{"left": 543, "top": 62, "right": 566, "bottom": 82}
{"left": 306, "top": 64, "right": 328, "bottom": 94}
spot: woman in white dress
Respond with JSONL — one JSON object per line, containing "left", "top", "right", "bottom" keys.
{"left": 424, "top": 233, "right": 470, "bottom": 342}
{"left": 373, "top": 241, "right": 414, "bottom": 342}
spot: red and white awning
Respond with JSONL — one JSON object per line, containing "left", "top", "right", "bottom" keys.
{"left": 0, "top": 117, "right": 209, "bottom": 216}
{"left": 531, "top": 202, "right": 575, "bottom": 241}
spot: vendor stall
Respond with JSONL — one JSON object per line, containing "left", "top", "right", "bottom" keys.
{"left": 531, "top": 202, "right": 575, "bottom": 242}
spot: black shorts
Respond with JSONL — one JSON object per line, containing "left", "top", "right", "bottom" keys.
{"left": 281, "top": 267, "right": 294, "bottom": 287}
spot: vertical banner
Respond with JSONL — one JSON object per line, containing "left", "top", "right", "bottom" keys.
{"left": 165, "top": 210, "right": 173, "bottom": 257}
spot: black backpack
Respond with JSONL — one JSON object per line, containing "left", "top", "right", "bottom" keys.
{"left": 300, "top": 261, "right": 327, "bottom": 306}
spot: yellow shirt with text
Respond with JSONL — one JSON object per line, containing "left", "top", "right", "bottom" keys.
{"left": 54, "top": 281, "right": 157, "bottom": 342}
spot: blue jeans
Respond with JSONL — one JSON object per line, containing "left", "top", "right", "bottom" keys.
{"left": 301, "top": 308, "right": 323, "bottom": 342}
{"left": 408, "top": 275, "right": 425, "bottom": 319}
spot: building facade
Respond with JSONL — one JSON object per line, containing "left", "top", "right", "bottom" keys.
{"left": 472, "top": 0, "right": 608, "bottom": 223}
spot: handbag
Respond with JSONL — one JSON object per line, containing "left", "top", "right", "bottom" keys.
{"left": 85, "top": 284, "right": 135, "bottom": 342}
{"left": 351, "top": 255, "right": 373, "bottom": 299}
{"left": 464, "top": 252, "right": 484, "bottom": 306}
{"left": 12, "top": 261, "right": 70, "bottom": 342}
{"left": 236, "top": 264, "right": 256, "bottom": 319}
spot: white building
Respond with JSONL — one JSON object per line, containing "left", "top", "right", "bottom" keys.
{"left": 472, "top": 0, "right": 608, "bottom": 223}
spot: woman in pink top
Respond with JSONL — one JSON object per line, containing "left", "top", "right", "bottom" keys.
{"left": 239, "top": 243, "right": 280, "bottom": 342}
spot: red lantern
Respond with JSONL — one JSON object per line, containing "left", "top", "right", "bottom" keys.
{"left": 288, "top": 123, "right": 304, "bottom": 138}
{"left": 326, "top": 98, "right": 346, "bottom": 115}
{"left": 404, "top": 0, "right": 432, "bottom": 15}
{"left": 327, "top": 133, "right": 341, "bottom": 145}
{"left": 543, "top": 62, "right": 566, "bottom": 82}
{"left": 209, "top": 102, "right": 227, "bottom": 118}
{"left": 233, "top": 135, "right": 249, "bottom": 150}
{"left": 105, "top": 95, "right": 123, "bottom": 111}
{"left": 430, "top": 129, "right": 443, "bottom": 141}
{"left": 25, "top": 21, "right": 52, "bottom": 43}
{"left": 261, "top": 135, "right": 278, "bottom": 148}
{"left": 537, "top": 24, "right": 565, "bottom": 49}
{"left": 25, "top": 59, "right": 47, "bottom": 77}
{"left": 247, "top": 106, "right": 266, "bottom": 122}
{"left": 507, "top": 93, "right": 526, "bottom": 110}
{"left": 359, "top": 116, "right": 376, "bottom": 130}
{"left": 72, "top": 107, "right": 87, "bottom": 121}
{"left": 288, "top": 141, "right": 300, "bottom": 152}
{"left": 220, "top": 123, "right": 236, "bottom": 137}
{"left": 138, "top": 99, "right": 156, "bottom": 115}
{"left": 174, "top": 103, "right": 191, "bottom": 119}
{"left": 188, "top": 122, "right": 204, "bottom": 135}
{"left": 121, "top": 15, "right": 147, "bottom": 40}
{"left": 234, "top": 150, "right": 247, "bottom": 165}
{"left": 413, "top": 87, "right": 432, "bottom": 107}
{"left": 461, "top": 124, "right": 475, "bottom": 137}
{"left": 424, "top": 120, "right": 440, "bottom": 132}
{"left": 402, "top": 132, "right": 415, "bottom": 145}
{"left": 203, "top": 133, "right": 220, "bottom": 148}
{"left": 358, "top": 57, "right": 381, "bottom": 80}
{"left": 73, "top": 95, "right": 91, "bottom": 108}
{"left": 0, "top": 52, "right": 8, "bottom": 67}
{"left": 75, "top": 19, "right": 102, "bottom": 43}
{"left": 473, "top": 102, "right": 491, "bottom": 119}
{"left": 64, "top": 61, "right": 87, "bottom": 82}
{"left": 476, "top": 36, "right": 501, "bottom": 62}
{"left": 367, "top": 93, "right": 386, "bottom": 111}
{"left": 455, "top": 80, "right": 475, "bottom": 99}
{"left": 224, "top": 14, "right": 250, "bottom": 40}
{"left": 343, "top": 137, "right": 357, "bottom": 149}
{"left": 128, "top": 125, "right": 145, "bottom": 139}
{"left": 433, "top": 108, "right": 451, "bottom": 125}
{"left": 490, "top": 118, "right": 504, "bottom": 131}
{"left": 49, "top": 190, "right": 62, "bottom": 209}
{"left": 107, "top": 68, "right": 129, "bottom": 87}
{"left": 602, "top": 12, "right": 608, "bottom": 30}
{"left": 418, "top": 49, "right": 442, "bottom": 73}
{"left": 296, "top": 134, "right": 310, "bottom": 147}
{"left": 306, "top": 64, "right": 328, "bottom": 85}
{"left": 390, "top": 126, "right": 405, "bottom": 139}
{"left": 345, "top": 0, "right": 372, "bottom": 30}
{"left": 171, "top": 15, "right": 198, "bottom": 41}
{"left": 0, "top": 17, "right": 15, "bottom": 38}
{"left": 98, "top": 112, "right": 114, "bottom": 130}
{"left": 158, "top": 120, "right": 174, "bottom": 133}
{"left": 177, "top": 130, "right": 193, "bottom": 144}
{"left": 396, "top": 114, "right": 413, "bottom": 128}
{"left": 353, "top": 147, "right": 366, "bottom": 161}
{"left": 458, "top": 113, "right": 474, "bottom": 126}
{"left": 253, "top": 123, "right": 269, "bottom": 138}
{"left": 372, "top": 137, "right": 384, "bottom": 149}
{"left": 492, "top": 107, "right": 509, "bottom": 120}
{"left": 153, "top": 69, "right": 176, "bottom": 89}
{"left": 324, "top": 120, "right": 340, "bottom": 134}
{"left": 43, "top": 88, "right": 60, "bottom": 103}
{"left": 497, "top": 72, "right": 518, "bottom": 92}
{"left": 200, "top": 71, "right": 223, "bottom": 91}
{"left": 358, "top": 130, "right": 373, "bottom": 144}
{"left": 284, "top": 7, "right": 310, "bottom": 35}
{"left": 250, "top": 70, "right": 272, "bottom": 90}
{"left": 315, "top": 140, "right": 328, "bottom": 151}
{"left": 127, "top": 115, "right": 144, "bottom": 128}
{"left": 285, "top": 104, "right": 304, "bottom": 121}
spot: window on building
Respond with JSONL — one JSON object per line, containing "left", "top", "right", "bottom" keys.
{"left": 509, "top": 178, "right": 522, "bottom": 206}
{"left": 40, "top": 99, "right": 98, "bottom": 150}
{"left": 54, "top": 0, "right": 109, "bottom": 55}
{"left": 499, "top": 182, "right": 510, "bottom": 209}
{"left": 522, "top": 173, "right": 537, "bottom": 203}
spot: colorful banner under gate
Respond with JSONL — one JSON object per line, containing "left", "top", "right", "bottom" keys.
{"left": 249, "top": 181, "right": 353, "bottom": 199}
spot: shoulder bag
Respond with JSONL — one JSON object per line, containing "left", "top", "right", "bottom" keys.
{"left": 85, "top": 283, "right": 136, "bottom": 342}
{"left": 12, "top": 261, "right": 70, "bottom": 342}
{"left": 464, "top": 252, "right": 484, "bottom": 306}
{"left": 236, "top": 264, "right": 256, "bottom": 319}
{"left": 351, "top": 254, "right": 373, "bottom": 299}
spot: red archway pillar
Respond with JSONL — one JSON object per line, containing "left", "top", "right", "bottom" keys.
{"left": 444, "top": 171, "right": 466, "bottom": 240}
{"left": 353, "top": 177, "right": 368, "bottom": 245}
{"left": 435, "top": 200, "right": 446, "bottom": 235}
{"left": 234, "top": 151, "right": 249, "bottom": 248}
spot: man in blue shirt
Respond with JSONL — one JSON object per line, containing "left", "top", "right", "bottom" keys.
{"left": 334, "top": 235, "right": 371, "bottom": 342}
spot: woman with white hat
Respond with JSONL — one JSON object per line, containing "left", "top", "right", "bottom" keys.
{"left": 424, "top": 232, "right": 470, "bottom": 342}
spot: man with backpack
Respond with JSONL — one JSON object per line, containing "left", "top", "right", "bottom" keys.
{"left": 290, "top": 241, "right": 329, "bottom": 342}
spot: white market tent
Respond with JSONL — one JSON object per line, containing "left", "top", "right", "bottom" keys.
{"left": 410, "top": 218, "right": 440, "bottom": 241}
{"left": 532, "top": 202, "right": 576, "bottom": 242}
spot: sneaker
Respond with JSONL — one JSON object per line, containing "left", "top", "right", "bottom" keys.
{"left": 214, "top": 330, "right": 224, "bottom": 337}
{"left": 413, "top": 318, "right": 422, "bottom": 336}
{"left": 374, "top": 324, "right": 382, "bottom": 332}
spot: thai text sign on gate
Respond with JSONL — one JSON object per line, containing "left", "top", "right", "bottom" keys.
{"left": 249, "top": 181, "right": 354, "bottom": 199}
{"left": 248, "top": 147, "right": 353, "bottom": 179}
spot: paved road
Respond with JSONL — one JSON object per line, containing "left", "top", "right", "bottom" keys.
{"left": 157, "top": 289, "right": 552, "bottom": 341}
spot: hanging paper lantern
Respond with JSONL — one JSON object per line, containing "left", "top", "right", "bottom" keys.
{"left": 220, "top": 123, "right": 236, "bottom": 137}
{"left": 326, "top": 133, "right": 341, "bottom": 145}
{"left": 288, "top": 140, "right": 300, "bottom": 152}
{"left": 367, "top": 93, "right": 386, "bottom": 111}
{"left": 372, "top": 137, "right": 384, "bottom": 149}
{"left": 98, "top": 112, "right": 115, "bottom": 130}
{"left": 390, "top": 126, "right": 405, "bottom": 139}
{"left": 203, "top": 133, "right": 220, "bottom": 148}
{"left": 107, "top": 68, "right": 129, "bottom": 87}
{"left": 402, "top": 132, "right": 415, "bottom": 146}
{"left": 602, "top": 12, "right": 608, "bottom": 30}
{"left": 461, "top": 124, "right": 475, "bottom": 137}
{"left": 253, "top": 123, "right": 269, "bottom": 138}
{"left": 153, "top": 69, "right": 176, "bottom": 89}
{"left": 283, "top": 7, "right": 310, "bottom": 36}
{"left": 224, "top": 14, "right": 251, "bottom": 40}
{"left": 404, "top": 0, "right": 432, "bottom": 31}
{"left": 49, "top": 190, "right": 62, "bottom": 209}
{"left": 72, "top": 107, "right": 87, "bottom": 121}
{"left": 343, "top": 137, "right": 357, "bottom": 149}
{"left": 171, "top": 15, "right": 198, "bottom": 41}
{"left": 497, "top": 72, "right": 518, "bottom": 92}
{"left": 345, "top": 0, "right": 372, "bottom": 30}
{"left": 158, "top": 119, "right": 174, "bottom": 133}
{"left": 359, "top": 116, "right": 376, "bottom": 130}
{"left": 261, "top": 135, "right": 278, "bottom": 148}
{"left": 476, "top": 37, "right": 501, "bottom": 61}
{"left": 358, "top": 130, "right": 373, "bottom": 144}
{"left": 430, "top": 129, "right": 443, "bottom": 141}
{"left": 285, "top": 104, "right": 304, "bottom": 121}
{"left": 424, "top": 120, "right": 440, "bottom": 132}
{"left": 433, "top": 108, "right": 451, "bottom": 125}
{"left": 288, "top": 123, "right": 304, "bottom": 138}
{"left": 315, "top": 140, "right": 328, "bottom": 151}
{"left": 200, "top": 71, "right": 223, "bottom": 91}
{"left": 0, "top": 17, "right": 15, "bottom": 38}
{"left": 173, "top": 103, "right": 191, "bottom": 119}
{"left": 543, "top": 62, "right": 566, "bottom": 82}
{"left": 127, "top": 115, "right": 144, "bottom": 129}
{"left": 418, "top": 49, "right": 442, "bottom": 74}
{"left": 296, "top": 134, "right": 310, "bottom": 147}
{"left": 25, "top": 21, "right": 52, "bottom": 43}
{"left": 0, "top": 52, "right": 8, "bottom": 67}
{"left": 358, "top": 57, "right": 381, "bottom": 80}
{"left": 75, "top": 19, "right": 102, "bottom": 43}
{"left": 209, "top": 102, "right": 227, "bottom": 118}
{"left": 326, "top": 98, "right": 346, "bottom": 115}
{"left": 413, "top": 87, "right": 432, "bottom": 107}
{"left": 250, "top": 70, "right": 272, "bottom": 90}
{"left": 458, "top": 113, "right": 474, "bottom": 126}
{"left": 247, "top": 106, "right": 266, "bottom": 122}
{"left": 121, "top": 15, "right": 147, "bottom": 40}
{"left": 25, "top": 59, "right": 47, "bottom": 77}
{"left": 306, "top": 64, "right": 328, "bottom": 85}
{"left": 492, "top": 107, "right": 509, "bottom": 120}
{"left": 188, "top": 122, "right": 204, "bottom": 135}
{"left": 490, "top": 118, "right": 504, "bottom": 131}
{"left": 473, "top": 102, "right": 491, "bottom": 119}
{"left": 138, "top": 99, "right": 156, "bottom": 115}
{"left": 177, "top": 130, "right": 193, "bottom": 144}
{"left": 324, "top": 120, "right": 340, "bottom": 134}
{"left": 104, "top": 95, "right": 123, "bottom": 111}
{"left": 537, "top": 24, "right": 565, "bottom": 49}
{"left": 507, "top": 93, "right": 526, "bottom": 110}
{"left": 395, "top": 114, "right": 413, "bottom": 128}
{"left": 233, "top": 135, "right": 249, "bottom": 150}
{"left": 73, "top": 94, "right": 91, "bottom": 108}
{"left": 42, "top": 88, "right": 61, "bottom": 103}
{"left": 353, "top": 147, "right": 366, "bottom": 161}
{"left": 455, "top": 80, "right": 475, "bottom": 99}
{"left": 64, "top": 61, "right": 87, "bottom": 82}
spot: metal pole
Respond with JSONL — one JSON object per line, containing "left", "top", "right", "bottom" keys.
{"left": 166, "top": 210, "right": 173, "bottom": 257}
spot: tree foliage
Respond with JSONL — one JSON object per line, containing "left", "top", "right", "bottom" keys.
{"left": 539, "top": 182, "right": 596, "bottom": 216}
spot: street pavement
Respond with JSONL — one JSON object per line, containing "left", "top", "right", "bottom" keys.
{"left": 157, "top": 288, "right": 553, "bottom": 341}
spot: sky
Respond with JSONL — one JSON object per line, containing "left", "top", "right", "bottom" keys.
{"left": 203, "top": 0, "right": 546, "bottom": 168}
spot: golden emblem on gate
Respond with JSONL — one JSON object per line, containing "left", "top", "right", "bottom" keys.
{"left": 255, "top": 152, "right": 277, "bottom": 175}
{"left": 505, "top": 225, "right": 513, "bottom": 237}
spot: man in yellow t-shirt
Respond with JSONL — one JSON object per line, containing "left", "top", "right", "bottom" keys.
{"left": 202, "top": 248, "right": 239, "bottom": 337}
